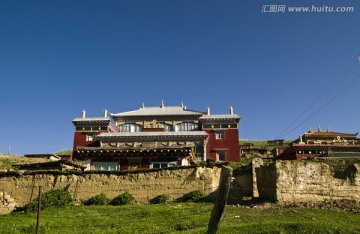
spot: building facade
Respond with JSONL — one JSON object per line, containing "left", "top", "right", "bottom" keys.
{"left": 72, "top": 102, "right": 240, "bottom": 171}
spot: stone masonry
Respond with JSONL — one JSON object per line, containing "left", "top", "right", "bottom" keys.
{"left": 0, "top": 192, "right": 16, "bottom": 215}
{"left": 0, "top": 166, "right": 221, "bottom": 210}
{"left": 256, "top": 160, "right": 360, "bottom": 203}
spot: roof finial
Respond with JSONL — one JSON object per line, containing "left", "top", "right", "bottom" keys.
{"left": 229, "top": 106, "right": 233, "bottom": 115}
{"left": 103, "top": 108, "right": 108, "bottom": 118}
{"left": 181, "top": 102, "right": 187, "bottom": 110}
{"left": 308, "top": 126, "right": 313, "bottom": 133}
{"left": 141, "top": 102, "right": 145, "bottom": 108}
{"left": 82, "top": 109, "right": 86, "bottom": 118}
{"left": 327, "top": 126, "right": 331, "bottom": 132}
{"left": 161, "top": 100, "right": 164, "bottom": 108}
{"left": 299, "top": 135, "right": 304, "bottom": 144}
{"left": 318, "top": 125, "right": 321, "bottom": 132}
{"left": 206, "top": 106, "right": 210, "bottom": 115}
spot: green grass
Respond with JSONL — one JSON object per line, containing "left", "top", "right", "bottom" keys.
{"left": 55, "top": 149, "right": 73, "bottom": 155}
{"left": 239, "top": 140, "right": 267, "bottom": 146}
{"left": 0, "top": 155, "right": 37, "bottom": 171}
{"left": 0, "top": 203, "right": 359, "bottom": 233}
{"left": 0, "top": 159, "right": 13, "bottom": 170}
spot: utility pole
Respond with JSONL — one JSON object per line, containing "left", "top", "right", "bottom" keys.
{"left": 36, "top": 186, "right": 42, "bottom": 234}
{"left": 207, "top": 166, "right": 233, "bottom": 234}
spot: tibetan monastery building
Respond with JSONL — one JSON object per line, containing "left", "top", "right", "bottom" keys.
{"left": 72, "top": 102, "right": 241, "bottom": 171}
{"left": 277, "top": 127, "right": 360, "bottom": 160}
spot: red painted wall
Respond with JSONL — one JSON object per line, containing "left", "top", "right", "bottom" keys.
{"left": 72, "top": 132, "right": 101, "bottom": 159}
{"left": 205, "top": 129, "right": 240, "bottom": 162}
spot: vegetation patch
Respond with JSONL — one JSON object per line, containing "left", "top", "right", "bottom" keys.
{"left": 84, "top": 193, "right": 109, "bottom": 205}
{"left": 150, "top": 194, "right": 170, "bottom": 204}
{"left": 181, "top": 190, "right": 205, "bottom": 203}
{"left": 320, "top": 158, "right": 360, "bottom": 183}
{"left": 110, "top": 192, "right": 134, "bottom": 205}
{"left": 1, "top": 203, "right": 359, "bottom": 233}
{"left": 26, "top": 189, "right": 73, "bottom": 212}
{"left": 55, "top": 149, "right": 73, "bottom": 155}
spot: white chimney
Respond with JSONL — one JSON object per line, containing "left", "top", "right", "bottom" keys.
{"left": 104, "top": 108, "right": 108, "bottom": 118}
{"left": 229, "top": 106, "right": 233, "bottom": 115}
{"left": 82, "top": 109, "right": 86, "bottom": 118}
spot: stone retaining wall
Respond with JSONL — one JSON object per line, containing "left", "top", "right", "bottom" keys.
{"left": 256, "top": 160, "right": 360, "bottom": 203}
{"left": 0, "top": 166, "right": 221, "bottom": 211}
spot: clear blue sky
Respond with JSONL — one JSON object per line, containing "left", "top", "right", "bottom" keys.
{"left": 1, "top": 0, "right": 360, "bottom": 155}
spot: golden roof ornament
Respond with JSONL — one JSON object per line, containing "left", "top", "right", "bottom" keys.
{"left": 152, "top": 119, "right": 157, "bottom": 128}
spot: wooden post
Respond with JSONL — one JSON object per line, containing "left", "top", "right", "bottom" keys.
{"left": 74, "top": 179, "right": 79, "bottom": 202}
{"left": 207, "top": 166, "right": 233, "bottom": 234}
{"left": 36, "top": 186, "right": 42, "bottom": 234}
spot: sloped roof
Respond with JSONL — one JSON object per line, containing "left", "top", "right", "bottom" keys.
{"left": 303, "top": 131, "right": 358, "bottom": 138}
{"left": 111, "top": 106, "right": 204, "bottom": 117}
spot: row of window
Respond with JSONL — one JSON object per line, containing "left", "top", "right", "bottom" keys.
{"left": 119, "top": 122, "right": 198, "bottom": 132}
{"left": 203, "top": 124, "right": 237, "bottom": 129}
{"left": 94, "top": 162, "right": 118, "bottom": 171}
{"left": 76, "top": 126, "right": 108, "bottom": 131}
{"left": 152, "top": 162, "right": 177, "bottom": 169}
{"left": 120, "top": 123, "right": 142, "bottom": 132}
{"left": 78, "top": 123, "right": 236, "bottom": 133}
{"left": 92, "top": 162, "right": 177, "bottom": 171}
{"left": 297, "top": 150, "right": 325, "bottom": 154}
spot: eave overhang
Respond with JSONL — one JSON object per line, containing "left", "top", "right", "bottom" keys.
{"left": 199, "top": 114, "right": 240, "bottom": 124}
{"left": 75, "top": 146, "right": 193, "bottom": 157}
{"left": 96, "top": 131, "right": 208, "bottom": 142}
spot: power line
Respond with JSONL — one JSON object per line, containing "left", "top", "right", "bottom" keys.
{"left": 278, "top": 72, "right": 360, "bottom": 138}
{"left": 276, "top": 58, "right": 359, "bottom": 139}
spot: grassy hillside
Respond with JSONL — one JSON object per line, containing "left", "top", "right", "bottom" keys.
{"left": 239, "top": 139, "right": 293, "bottom": 151}
{"left": 0, "top": 154, "right": 51, "bottom": 171}
{"left": 0, "top": 203, "right": 358, "bottom": 233}
{"left": 55, "top": 149, "right": 72, "bottom": 155}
